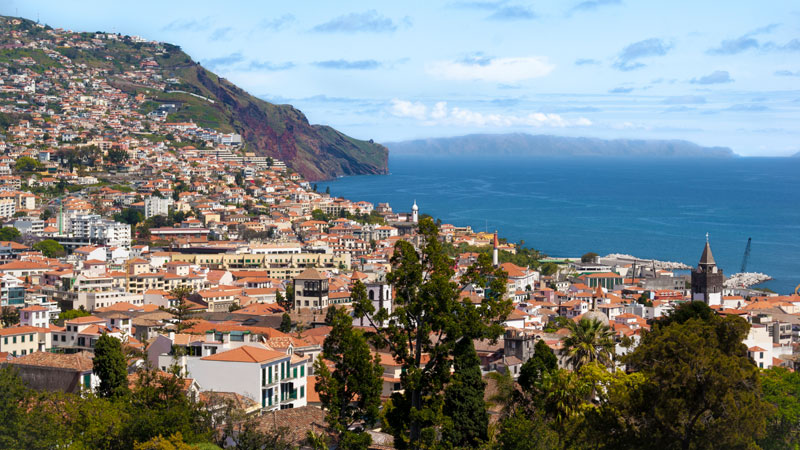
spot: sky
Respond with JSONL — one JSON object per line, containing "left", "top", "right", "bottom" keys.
{"left": 2, "top": 0, "right": 799, "bottom": 156}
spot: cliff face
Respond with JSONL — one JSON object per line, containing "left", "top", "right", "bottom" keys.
{"left": 190, "top": 66, "right": 388, "bottom": 181}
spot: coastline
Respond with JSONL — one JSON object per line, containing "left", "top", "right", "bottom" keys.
{"left": 321, "top": 156, "right": 799, "bottom": 294}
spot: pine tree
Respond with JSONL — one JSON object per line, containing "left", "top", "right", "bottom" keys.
{"left": 314, "top": 306, "right": 383, "bottom": 450}
{"left": 442, "top": 338, "right": 488, "bottom": 448}
{"left": 353, "top": 218, "right": 512, "bottom": 449}
{"left": 93, "top": 333, "right": 129, "bottom": 398}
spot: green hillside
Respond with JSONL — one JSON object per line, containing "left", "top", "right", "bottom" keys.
{"left": 0, "top": 16, "right": 388, "bottom": 181}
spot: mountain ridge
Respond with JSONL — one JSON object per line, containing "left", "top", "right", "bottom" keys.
{"left": 386, "top": 133, "right": 736, "bottom": 158}
{"left": 0, "top": 15, "right": 388, "bottom": 181}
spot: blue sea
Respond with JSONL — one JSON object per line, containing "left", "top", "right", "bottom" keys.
{"left": 321, "top": 156, "right": 800, "bottom": 295}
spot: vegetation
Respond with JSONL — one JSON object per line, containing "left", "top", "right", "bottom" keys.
{"left": 0, "top": 227, "right": 21, "bottom": 242}
{"left": 354, "top": 218, "right": 512, "bottom": 449}
{"left": 93, "top": 334, "right": 130, "bottom": 399}
{"left": 561, "top": 318, "right": 615, "bottom": 370}
{"left": 14, "top": 156, "right": 42, "bottom": 172}
{"left": 168, "top": 286, "right": 196, "bottom": 332}
{"left": 0, "top": 363, "right": 215, "bottom": 449}
{"left": 580, "top": 252, "right": 598, "bottom": 263}
{"left": 311, "top": 208, "right": 385, "bottom": 225}
{"left": 443, "top": 241, "right": 543, "bottom": 269}
{"left": 279, "top": 312, "right": 292, "bottom": 333}
{"left": 314, "top": 294, "right": 383, "bottom": 449}
{"left": 0, "top": 306, "right": 19, "bottom": 327}
{"left": 33, "top": 239, "right": 65, "bottom": 257}
{"left": 57, "top": 308, "right": 91, "bottom": 323}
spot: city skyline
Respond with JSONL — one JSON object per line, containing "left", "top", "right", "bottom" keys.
{"left": 3, "top": 0, "right": 799, "bottom": 156}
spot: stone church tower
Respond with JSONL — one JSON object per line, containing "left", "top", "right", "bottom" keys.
{"left": 691, "top": 239, "right": 724, "bottom": 306}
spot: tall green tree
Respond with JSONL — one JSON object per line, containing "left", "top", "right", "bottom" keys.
{"left": 442, "top": 338, "right": 489, "bottom": 448}
{"left": 561, "top": 318, "right": 615, "bottom": 371}
{"left": 604, "top": 311, "right": 770, "bottom": 449}
{"left": 518, "top": 339, "right": 558, "bottom": 392}
{"left": 93, "top": 333, "right": 129, "bottom": 398}
{"left": 354, "top": 217, "right": 512, "bottom": 449}
{"left": 279, "top": 313, "right": 292, "bottom": 333}
{"left": 314, "top": 301, "right": 383, "bottom": 450}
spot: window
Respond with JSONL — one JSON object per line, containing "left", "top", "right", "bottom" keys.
{"left": 268, "top": 366, "right": 272, "bottom": 383}
{"left": 3, "top": 337, "right": 6, "bottom": 345}
{"left": 20, "top": 335, "right": 24, "bottom": 343}
{"left": 293, "top": 367, "right": 297, "bottom": 378}
{"left": 281, "top": 362, "right": 285, "bottom": 379}
{"left": 12, "top": 336, "right": 16, "bottom": 344}
{"left": 300, "top": 366, "right": 304, "bottom": 377}
{"left": 300, "top": 386, "right": 304, "bottom": 398}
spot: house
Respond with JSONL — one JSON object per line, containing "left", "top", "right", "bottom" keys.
{"left": 19, "top": 304, "right": 54, "bottom": 328}
{"left": 0, "top": 325, "right": 51, "bottom": 356}
{"left": 4, "top": 351, "right": 97, "bottom": 393}
{"left": 186, "top": 345, "right": 308, "bottom": 411}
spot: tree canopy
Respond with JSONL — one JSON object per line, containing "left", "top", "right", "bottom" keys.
{"left": 33, "top": 239, "right": 65, "bottom": 258}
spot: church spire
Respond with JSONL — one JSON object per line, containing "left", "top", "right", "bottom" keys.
{"left": 699, "top": 240, "right": 716, "bottom": 266}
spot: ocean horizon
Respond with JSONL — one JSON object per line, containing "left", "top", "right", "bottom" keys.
{"left": 322, "top": 154, "right": 800, "bottom": 295}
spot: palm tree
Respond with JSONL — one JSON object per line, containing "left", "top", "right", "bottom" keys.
{"left": 561, "top": 318, "right": 615, "bottom": 370}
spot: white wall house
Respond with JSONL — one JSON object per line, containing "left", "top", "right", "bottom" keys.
{"left": 186, "top": 345, "right": 308, "bottom": 411}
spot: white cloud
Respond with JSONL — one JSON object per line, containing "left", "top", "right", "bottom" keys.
{"left": 426, "top": 56, "right": 555, "bottom": 83}
{"left": 389, "top": 99, "right": 428, "bottom": 120}
{"left": 388, "top": 100, "right": 592, "bottom": 128}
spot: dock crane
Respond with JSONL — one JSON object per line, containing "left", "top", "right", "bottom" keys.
{"left": 740, "top": 237, "right": 752, "bottom": 273}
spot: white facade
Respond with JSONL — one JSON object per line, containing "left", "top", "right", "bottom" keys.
{"left": 144, "top": 196, "right": 173, "bottom": 219}
{"left": 70, "top": 215, "right": 131, "bottom": 248}
{"left": 185, "top": 345, "right": 308, "bottom": 411}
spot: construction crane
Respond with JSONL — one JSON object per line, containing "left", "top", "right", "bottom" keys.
{"left": 740, "top": 237, "right": 752, "bottom": 273}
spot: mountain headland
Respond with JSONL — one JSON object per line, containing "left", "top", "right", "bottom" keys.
{"left": 0, "top": 16, "right": 388, "bottom": 181}
{"left": 387, "top": 133, "right": 736, "bottom": 158}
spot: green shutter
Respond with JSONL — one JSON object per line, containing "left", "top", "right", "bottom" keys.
{"left": 281, "top": 362, "right": 285, "bottom": 379}
{"left": 300, "top": 366, "right": 304, "bottom": 377}
{"left": 293, "top": 367, "right": 297, "bottom": 378}
{"left": 268, "top": 366, "right": 272, "bottom": 383}
{"left": 300, "top": 386, "right": 305, "bottom": 398}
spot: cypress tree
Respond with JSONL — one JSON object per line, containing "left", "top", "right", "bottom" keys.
{"left": 442, "top": 338, "right": 488, "bottom": 447}
{"left": 93, "top": 333, "right": 129, "bottom": 398}
{"left": 279, "top": 312, "right": 292, "bottom": 333}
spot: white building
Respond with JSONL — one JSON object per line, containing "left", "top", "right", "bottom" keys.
{"left": 144, "top": 196, "right": 173, "bottom": 219}
{"left": 19, "top": 304, "right": 54, "bottom": 328}
{"left": 70, "top": 215, "right": 131, "bottom": 248}
{"left": 186, "top": 345, "right": 308, "bottom": 411}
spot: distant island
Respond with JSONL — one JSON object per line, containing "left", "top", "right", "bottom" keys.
{"left": 387, "top": 133, "right": 736, "bottom": 158}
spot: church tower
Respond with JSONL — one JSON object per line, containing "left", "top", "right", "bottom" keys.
{"left": 691, "top": 238, "right": 724, "bottom": 306}
{"left": 411, "top": 200, "right": 418, "bottom": 224}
